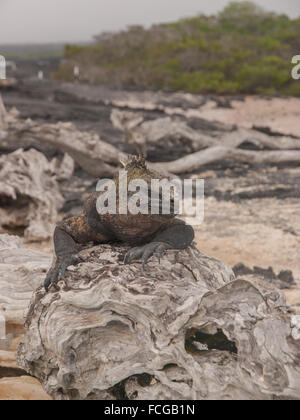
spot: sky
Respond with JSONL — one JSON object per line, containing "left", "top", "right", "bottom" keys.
{"left": 0, "top": 0, "right": 300, "bottom": 44}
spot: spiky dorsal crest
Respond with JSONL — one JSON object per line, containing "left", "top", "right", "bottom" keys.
{"left": 120, "top": 154, "right": 147, "bottom": 171}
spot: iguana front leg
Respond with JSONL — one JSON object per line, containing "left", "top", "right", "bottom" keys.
{"left": 124, "top": 220, "right": 194, "bottom": 268}
{"left": 44, "top": 225, "right": 83, "bottom": 292}
{"left": 45, "top": 215, "right": 113, "bottom": 292}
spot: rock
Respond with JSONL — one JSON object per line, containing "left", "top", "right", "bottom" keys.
{"left": 0, "top": 234, "right": 52, "bottom": 335}
{"left": 278, "top": 270, "right": 295, "bottom": 287}
{"left": 17, "top": 244, "right": 300, "bottom": 400}
{"left": 212, "top": 96, "right": 233, "bottom": 109}
{"left": 0, "top": 148, "right": 64, "bottom": 241}
{"left": 0, "top": 376, "right": 51, "bottom": 400}
{"left": 233, "top": 263, "right": 296, "bottom": 289}
{"left": 232, "top": 263, "right": 253, "bottom": 277}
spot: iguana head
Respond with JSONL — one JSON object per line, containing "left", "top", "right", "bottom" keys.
{"left": 120, "top": 154, "right": 147, "bottom": 171}
{"left": 114, "top": 154, "right": 176, "bottom": 219}
{"left": 118, "top": 154, "right": 162, "bottom": 184}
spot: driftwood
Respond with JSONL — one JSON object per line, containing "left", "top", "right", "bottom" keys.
{"left": 111, "top": 109, "right": 215, "bottom": 155}
{"left": 3, "top": 110, "right": 174, "bottom": 178}
{"left": 111, "top": 110, "right": 300, "bottom": 173}
{"left": 17, "top": 243, "right": 300, "bottom": 400}
{"left": 0, "top": 376, "right": 51, "bottom": 400}
{"left": 112, "top": 110, "right": 300, "bottom": 156}
{"left": 0, "top": 148, "right": 64, "bottom": 240}
{"left": 2, "top": 108, "right": 300, "bottom": 180}
{"left": 0, "top": 347, "right": 51, "bottom": 400}
{"left": 0, "top": 234, "right": 52, "bottom": 399}
{"left": 60, "top": 82, "right": 208, "bottom": 113}
{"left": 0, "top": 234, "right": 52, "bottom": 334}
{"left": 152, "top": 146, "right": 300, "bottom": 174}
{"left": 4, "top": 109, "right": 127, "bottom": 178}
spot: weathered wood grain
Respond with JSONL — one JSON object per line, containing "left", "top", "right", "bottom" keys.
{"left": 17, "top": 244, "right": 300, "bottom": 400}
{"left": 0, "top": 235, "right": 52, "bottom": 330}
{"left": 0, "top": 148, "right": 64, "bottom": 240}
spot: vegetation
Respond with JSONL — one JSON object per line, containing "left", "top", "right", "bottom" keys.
{"left": 54, "top": 2, "right": 300, "bottom": 95}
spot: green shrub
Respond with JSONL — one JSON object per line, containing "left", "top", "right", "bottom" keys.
{"left": 54, "top": 2, "right": 300, "bottom": 96}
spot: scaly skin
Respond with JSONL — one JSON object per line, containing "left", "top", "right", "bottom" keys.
{"left": 45, "top": 156, "right": 195, "bottom": 291}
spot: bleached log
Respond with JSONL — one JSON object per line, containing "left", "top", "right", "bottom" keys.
{"left": 221, "top": 128, "right": 300, "bottom": 150}
{"left": 0, "top": 149, "right": 64, "bottom": 240}
{"left": 3, "top": 108, "right": 300, "bottom": 179}
{"left": 50, "top": 153, "right": 75, "bottom": 182}
{"left": 152, "top": 146, "right": 300, "bottom": 174}
{"left": 111, "top": 109, "right": 215, "bottom": 154}
{"left": 0, "top": 235, "right": 51, "bottom": 331}
{"left": 17, "top": 244, "right": 300, "bottom": 400}
{"left": 4, "top": 111, "right": 127, "bottom": 178}
{"left": 0, "top": 377, "right": 51, "bottom": 400}
{"left": 3, "top": 111, "right": 174, "bottom": 178}
{"left": 111, "top": 110, "right": 300, "bottom": 155}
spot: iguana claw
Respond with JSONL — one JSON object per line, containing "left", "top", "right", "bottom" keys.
{"left": 44, "top": 253, "right": 84, "bottom": 292}
{"left": 124, "top": 242, "right": 171, "bottom": 269}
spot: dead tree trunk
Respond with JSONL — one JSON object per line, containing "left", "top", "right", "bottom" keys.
{"left": 0, "top": 149, "right": 64, "bottom": 241}
{"left": 17, "top": 244, "right": 300, "bottom": 400}
{"left": 4, "top": 110, "right": 300, "bottom": 178}
{"left": 152, "top": 146, "right": 300, "bottom": 174}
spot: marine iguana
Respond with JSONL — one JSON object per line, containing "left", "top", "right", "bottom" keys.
{"left": 45, "top": 155, "right": 195, "bottom": 291}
